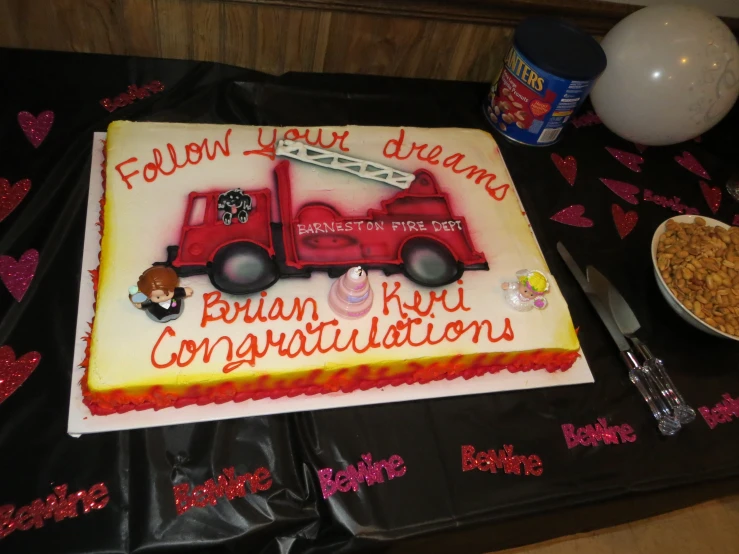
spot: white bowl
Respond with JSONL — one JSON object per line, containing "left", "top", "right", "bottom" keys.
{"left": 651, "top": 215, "right": 739, "bottom": 341}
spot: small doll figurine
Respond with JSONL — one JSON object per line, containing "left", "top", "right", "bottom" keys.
{"left": 501, "top": 269, "right": 550, "bottom": 312}
{"left": 128, "top": 266, "right": 193, "bottom": 323}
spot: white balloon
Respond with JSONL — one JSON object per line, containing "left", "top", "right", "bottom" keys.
{"left": 591, "top": 5, "right": 739, "bottom": 146}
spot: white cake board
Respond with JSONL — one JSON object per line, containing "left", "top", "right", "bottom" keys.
{"left": 67, "top": 134, "right": 593, "bottom": 435}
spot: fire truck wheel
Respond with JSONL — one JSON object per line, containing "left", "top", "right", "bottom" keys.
{"left": 210, "top": 242, "right": 278, "bottom": 294}
{"left": 400, "top": 238, "right": 461, "bottom": 287}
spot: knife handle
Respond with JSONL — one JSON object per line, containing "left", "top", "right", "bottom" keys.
{"left": 627, "top": 369, "right": 680, "bottom": 436}
{"left": 622, "top": 351, "right": 670, "bottom": 417}
{"left": 622, "top": 352, "right": 681, "bottom": 436}
{"left": 642, "top": 357, "right": 697, "bottom": 425}
{"left": 631, "top": 338, "right": 696, "bottom": 425}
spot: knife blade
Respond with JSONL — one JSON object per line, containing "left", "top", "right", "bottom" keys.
{"left": 586, "top": 266, "right": 696, "bottom": 425}
{"left": 556, "top": 243, "right": 681, "bottom": 435}
{"left": 586, "top": 268, "right": 641, "bottom": 336}
{"left": 555, "top": 243, "right": 631, "bottom": 353}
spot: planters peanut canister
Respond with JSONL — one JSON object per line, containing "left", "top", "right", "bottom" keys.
{"left": 485, "top": 18, "right": 607, "bottom": 146}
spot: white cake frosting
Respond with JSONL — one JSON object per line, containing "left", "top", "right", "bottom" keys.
{"left": 88, "top": 122, "right": 578, "bottom": 398}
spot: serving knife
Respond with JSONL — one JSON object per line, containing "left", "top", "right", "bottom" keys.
{"left": 556, "top": 242, "right": 682, "bottom": 436}
{"left": 586, "top": 266, "right": 696, "bottom": 425}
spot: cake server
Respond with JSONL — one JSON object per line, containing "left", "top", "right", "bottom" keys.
{"left": 556, "top": 242, "right": 681, "bottom": 436}
{"left": 586, "top": 266, "right": 696, "bottom": 425}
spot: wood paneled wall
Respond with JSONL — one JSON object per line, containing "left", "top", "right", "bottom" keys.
{"left": 6, "top": 0, "right": 737, "bottom": 82}
{"left": 0, "top": 0, "right": 517, "bottom": 82}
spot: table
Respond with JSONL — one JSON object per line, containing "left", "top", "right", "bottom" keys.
{"left": 0, "top": 47, "right": 738, "bottom": 554}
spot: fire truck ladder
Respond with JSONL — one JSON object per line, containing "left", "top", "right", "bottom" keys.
{"left": 275, "top": 139, "right": 415, "bottom": 189}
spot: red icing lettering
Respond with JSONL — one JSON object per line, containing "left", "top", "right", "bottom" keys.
{"left": 284, "top": 128, "right": 350, "bottom": 152}
{"left": 156, "top": 282, "right": 512, "bottom": 372}
{"left": 383, "top": 129, "right": 503, "bottom": 199}
{"left": 119, "top": 128, "right": 232, "bottom": 189}
{"left": 243, "top": 127, "right": 278, "bottom": 159}
{"left": 486, "top": 183, "right": 510, "bottom": 201}
{"left": 151, "top": 326, "right": 177, "bottom": 368}
{"left": 115, "top": 157, "right": 139, "bottom": 190}
{"left": 200, "top": 291, "right": 319, "bottom": 328}
{"left": 245, "top": 127, "right": 350, "bottom": 160}
{"left": 382, "top": 281, "right": 407, "bottom": 318}
{"left": 382, "top": 280, "right": 470, "bottom": 318}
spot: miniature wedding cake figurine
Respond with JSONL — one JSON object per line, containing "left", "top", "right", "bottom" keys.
{"left": 328, "top": 266, "right": 374, "bottom": 319}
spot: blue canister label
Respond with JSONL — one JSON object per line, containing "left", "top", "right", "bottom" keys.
{"left": 485, "top": 45, "right": 597, "bottom": 146}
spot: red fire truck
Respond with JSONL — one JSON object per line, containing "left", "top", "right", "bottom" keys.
{"left": 163, "top": 140, "right": 488, "bottom": 294}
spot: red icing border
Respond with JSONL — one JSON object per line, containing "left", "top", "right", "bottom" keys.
{"left": 80, "top": 140, "right": 578, "bottom": 416}
{"left": 81, "top": 349, "right": 577, "bottom": 415}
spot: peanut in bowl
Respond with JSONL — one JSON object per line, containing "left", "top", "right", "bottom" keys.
{"left": 651, "top": 215, "right": 739, "bottom": 341}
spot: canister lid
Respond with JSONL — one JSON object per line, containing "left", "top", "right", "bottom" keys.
{"left": 513, "top": 18, "right": 606, "bottom": 81}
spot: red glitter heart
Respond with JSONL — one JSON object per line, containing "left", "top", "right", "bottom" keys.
{"left": 0, "top": 178, "right": 31, "bottom": 224}
{"left": 0, "top": 249, "right": 39, "bottom": 302}
{"left": 551, "top": 154, "right": 577, "bottom": 186}
{"left": 634, "top": 143, "right": 648, "bottom": 153}
{"left": 0, "top": 346, "right": 41, "bottom": 405}
{"left": 605, "top": 147, "right": 644, "bottom": 173}
{"left": 599, "top": 178, "right": 640, "bottom": 205}
{"left": 699, "top": 181, "right": 721, "bottom": 214}
{"left": 530, "top": 100, "right": 551, "bottom": 117}
{"left": 675, "top": 151, "right": 710, "bottom": 180}
{"left": 17, "top": 110, "right": 54, "bottom": 148}
{"left": 611, "top": 204, "right": 638, "bottom": 239}
{"left": 550, "top": 205, "right": 593, "bottom": 227}
{"left": 733, "top": 215, "right": 739, "bottom": 226}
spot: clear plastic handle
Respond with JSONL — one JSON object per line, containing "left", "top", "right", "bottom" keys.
{"left": 644, "top": 357, "right": 697, "bottom": 425}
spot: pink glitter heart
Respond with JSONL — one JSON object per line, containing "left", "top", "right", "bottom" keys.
{"left": 599, "top": 178, "right": 640, "bottom": 205}
{"left": 0, "top": 346, "right": 41, "bottom": 405}
{"left": 699, "top": 181, "right": 721, "bottom": 214}
{"left": 0, "top": 249, "right": 39, "bottom": 302}
{"left": 551, "top": 154, "right": 577, "bottom": 186}
{"left": 550, "top": 205, "right": 593, "bottom": 227}
{"left": 634, "top": 143, "right": 648, "bottom": 153}
{"left": 611, "top": 204, "right": 638, "bottom": 239}
{"left": 0, "top": 178, "right": 32, "bottom": 224}
{"left": 17, "top": 111, "right": 54, "bottom": 148}
{"left": 605, "top": 147, "right": 644, "bottom": 173}
{"left": 675, "top": 151, "right": 710, "bottom": 180}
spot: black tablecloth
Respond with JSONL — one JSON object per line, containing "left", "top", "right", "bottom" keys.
{"left": 1, "top": 48, "right": 738, "bottom": 554}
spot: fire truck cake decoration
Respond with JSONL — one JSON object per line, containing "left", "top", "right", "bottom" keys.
{"left": 147, "top": 138, "right": 489, "bottom": 297}
{"left": 78, "top": 122, "right": 582, "bottom": 417}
